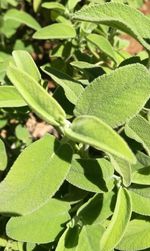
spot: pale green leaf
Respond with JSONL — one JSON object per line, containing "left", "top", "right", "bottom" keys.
{"left": 129, "top": 189, "right": 150, "bottom": 216}
{"left": 0, "top": 134, "right": 72, "bottom": 215}
{"left": 12, "top": 50, "right": 41, "bottom": 83}
{"left": 6, "top": 199, "right": 70, "bottom": 243}
{"left": 67, "top": 158, "right": 114, "bottom": 193}
{"left": 33, "top": 0, "right": 42, "bottom": 12}
{"left": 0, "top": 138, "right": 7, "bottom": 171}
{"left": 41, "top": 66, "right": 84, "bottom": 105}
{"left": 42, "top": 2, "right": 65, "bottom": 11}
{"left": 75, "top": 64, "right": 150, "bottom": 128}
{"left": 70, "top": 61, "right": 101, "bottom": 69}
{"left": 72, "top": 3, "right": 150, "bottom": 51}
{"left": 117, "top": 219, "right": 150, "bottom": 251}
{"left": 131, "top": 164, "right": 150, "bottom": 185}
{"left": 7, "top": 65, "right": 66, "bottom": 127}
{"left": 56, "top": 224, "right": 105, "bottom": 251}
{"left": 0, "top": 86, "right": 26, "bottom": 107}
{"left": 77, "top": 192, "right": 114, "bottom": 225}
{"left": 110, "top": 156, "right": 131, "bottom": 187}
{"left": 65, "top": 115, "right": 136, "bottom": 164}
{"left": 67, "top": 0, "right": 81, "bottom": 11}
{"left": 125, "top": 115, "right": 150, "bottom": 155}
{"left": 33, "top": 23, "right": 76, "bottom": 40}
{"left": 100, "top": 187, "right": 132, "bottom": 251}
{"left": 87, "top": 33, "right": 116, "bottom": 61}
{"left": 4, "top": 9, "right": 41, "bottom": 31}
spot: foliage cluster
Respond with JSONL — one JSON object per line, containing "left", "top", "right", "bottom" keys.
{"left": 0, "top": 0, "right": 150, "bottom": 250}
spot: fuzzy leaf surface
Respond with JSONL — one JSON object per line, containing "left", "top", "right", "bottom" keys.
{"left": 75, "top": 64, "right": 150, "bottom": 128}
{"left": 33, "top": 23, "right": 76, "bottom": 40}
{"left": 0, "top": 86, "right": 26, "bottom": 107}
{"left": 7, "top": 65, "right": 66, "bottom": 127}
{"left": 72, "top": 2, "right": 150, "bottom": 50}
{"left": 100, "top": 187, "right": 132, "bottom": 251}
{"left": 4, "top": 9, "right": 41, "bottom": 30}
{"left": 0, "top": 139, "right": 7, "bottom": 171}
{"left": 6, "top": 199, "right": 70, "bottom": 243}
{"left": 0, "top": 134, "right": 72, "bottom": 215}
{"left": 65, "top": 115, "right": 136, "bottom": 163}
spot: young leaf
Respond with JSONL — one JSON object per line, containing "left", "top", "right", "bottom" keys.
{"left": 100, "top": 187, "right": 132, "bottom": 251}
{"left": 70, "top": 61, "right": 101, "bottom": 69}
{"left": 74, "top": 64, "right": 150, "bottom": 128}
{"left": 4, "top": 9, "right": 41, "bottom": 31}
{"left": 42, "top": 2, "right": 65, "bottom": 11}
{"left": 12, "top": 50, "right": 41, "bottom": 83}
{"left": 0, "top": 86, "right": 26, "bottom": 107}
{"left": 33, "top": 23, "right": 76, "bottom": 40}
{"left": 87, "top": 33, "right": 116, "bottom": 61}
{"left": 110, "top": 156, "right": 131, "bottom": 187}
{"left": 67, "top": 158, "right": 114, "bottom": 193}
{"left": 41, "top": 66, "right": 84, "bottom": 105}
{"left": 117, "top": 219, "right": 150, "bottom": 251}
{"left": 0, "top": 139, "right": 7, "bottom": 171}
{"left": 125, "top": 115, "right": 150, "bottom": 155}
{"left": 67, "top": 0, "right": 81, "bottom": 11}
{"left": 7, "top": 64, "right": 66, "bottom": 127}
{"left": 65, "top": 115, "right": 136, "bottom": 164}
{"left": 129, "top": 189, "right": 150, "bottom": 216}
{"left": 6, "top": 199, "right": 70, "bottom": 243}
{"left": 0, "top": 134, "right": 72, "bottom": 215}
{"left": 72, "top": 2, "right": 150, "bottom": 51}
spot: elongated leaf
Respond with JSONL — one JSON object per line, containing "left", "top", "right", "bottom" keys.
{"left": 42, "top": 66, "right": 84, "bottom": 105}
{"left": 33, "top": 0, "right": 42, "bottom": 12}
{"left": 0, "top": 134, "right": 72, "bottom": 215}
{"left": 87, "top": 33, "right": 116, "bottom": 61}
{"left": 56, "top": 224, "right": 105, "bottom": 251}
{"left": 12, "top": 50, "right": 41, "bottom": 83}
{"left": 117, "top": 219, "right": 150, "bottom": 251}
{"left": 75, "top": 64, "right": 150, "bottom": 128}
{"left": 33, "top": 23, "right": 76, "bottom": 40}
{"left": 131, "top": 159, "right": 150, "bottom": 185}
{"left": 6, "top": 199, "right": 70, "bottom": 243}
{"left": 0, "top": 86, "right": 26, "bottom": 107}
{"left": 67, "top": 158, "right": 114, "bottom": 193}
{"left": 110, "top": 156, "right": 131, "bottom": 187}
{"left": 67, "top": 0, "right": 81, "bottom": 11}
{"left": 129, "top": 190, "right": 150, "bottom": 216}
{"left": 7, "top": 65, "right": 66, "bottom": 127}
{"left": 125, "top": 115, "right": 150, "bottom": 155}
{"left": 42, "top": 2, "right": 65, "bottom": 11}
{"left": 0, "top": 139, "right": 7, "bottom": 171}
{"left": 100, "top": 187, "right": 132, "bottom": 251}
{"left": 70, "top": 61, "right": 101, "bottom": 69}
{"left": 77, "top": 192, "right": 114, "bottom": 225}
{"left": 4, "top": 9, "right": 41, "bottom": 31}
{"left": 72, "top": 3, "right": 150, "bottom": 51}
{"left": 65, "top": 115, "right": 136, "bottom": 164}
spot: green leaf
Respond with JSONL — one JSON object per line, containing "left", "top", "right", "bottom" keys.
{"left": 65, "top": 115, "right": 136, "bottom": 164}
{"left": 87, "top": 33, "right": 116, "bottom": 61}
{"left": 12, "top": 50, "right": 41, "bottom": 83}
{"left": 7, "top": 64, "right": 66, "bottom": 127}
{"left": 110, "top": 156, "right": 131, "bottom": 187}
{"left": 131, "top": 163, "right": 150, "bottom": 185}
{"left": 67, "top": 0, "right": 81, "bottom": 11}
{"left": 75, "top": 64, "right": 150, "bottom": 128}
{"left": 6, "top": 199, "right": 70, "bottom": 243}
{"left": 0, "top": 134, "right": 72, "bottom": 215}
{"left": 41, "top": 66, "right": 84, "bottom": 105}
{"left": 72, "top": 2, "right": 150, "bottom": 51}
{"left": 77, "top": 192, "right": 114, "bottom": 225}
{"left": 42, "top": 2, "right": 65, "bottom": 11}
{"left": 33, "top": 0, "right": 42, "bottom": 12}
{"left": 0, "top": 138, "right": 7, "bottom": 171}
{"left": 129, "top": 189, "right": 150, "bottom": 216}
{"left": 70, "top": 61, "right": 101, "bottom": 69}
{"left": 67, "top": 158, "right": 114, "bottom": 193}
{"left": 117, "top": 219, "right": 150, "bottom": 251}
{"left": 125, "top": 115, "right": 150, "bottom": 155}
{"left": 4, "top": 9, "right": 41, "bottom": 31}
{"left": 33, "top": 23, "right": 76, "bottom": 40}
{"left": 0, "top": 86, "right": 26, "bottom": 107}
{"left": 100, "top": 187, "right": 132, "bottom": 251}
{"left": 56, "top": 224, "right": 105, "bottom": 251}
